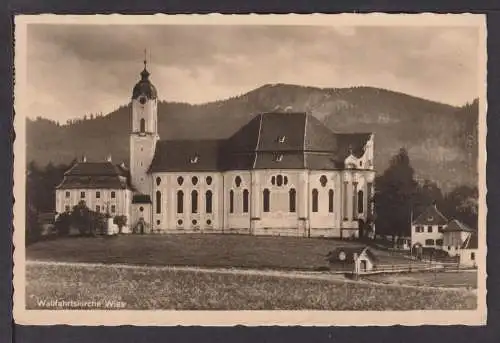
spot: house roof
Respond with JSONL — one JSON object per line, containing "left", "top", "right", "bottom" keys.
{"left": 443, "top": 219, "right": 476, "bottom": 233}
{"left": 412, "top": 204, "right": 448, "bottom": 225}
{"left": 149, "top": 140, "right": 223, "bottom": 172}
{"left": 149, "top": 112, "right": 374, "bottom": 172}
{"left": 57, "top": 161, "right": 130, "bottom": 190}
{"left": 461, "top": 232, "right": 478, "bottom": 249}
{"left": 326, "top": 246, "right": 378, "bottom": 263}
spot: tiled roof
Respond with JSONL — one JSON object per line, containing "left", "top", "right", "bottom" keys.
{"left": 57, "top": 161, "right": 130, "bottom": 190}
{"left": 149, "top": 140, "right": 223, "bottom": 172}
{"left": 149, "top": 112, "right": 374, "bottom": 172}
{"left": 443, "top": 219, "right": 476, "bottom": 233}
{"left": 412, "top": 204, "right": 448, "bottom": 225}
{"left": 64, "top": 162, "right": 127, "bottom": 176}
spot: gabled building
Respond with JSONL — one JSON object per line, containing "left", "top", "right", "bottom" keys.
{"left": 442, "top": 219, "right": 476, "bottom": 257}
{"left": 55, "top": 60, "right": 376, "bottom": 238}
{"left": 411, "top": 204, "right": 448, "bottom": 248}
{"left": 459, "top": 232, "right": 478, "bottom": 268}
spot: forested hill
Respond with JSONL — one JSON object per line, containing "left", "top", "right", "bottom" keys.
{"left": 26, "top": 84, "right": 478, "bottom": 192}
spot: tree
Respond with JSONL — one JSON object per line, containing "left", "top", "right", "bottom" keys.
{"left": 374, "top": 148, "right": 418, "bottom": 240}
{"left": 55, "top": 212, "right": 72, "bottom": 236}
{"left": 441, "top": 185, "right": 478, "bottom": 228}
{"left": 414, "top": 179, "right": 444, "bottom": 216}
{"left": 71, "top": 201, "right": 94, "bottom": 236}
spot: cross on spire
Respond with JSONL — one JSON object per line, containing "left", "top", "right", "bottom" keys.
{"left": 143, "top": 48, "right": 147, "bottom": 69}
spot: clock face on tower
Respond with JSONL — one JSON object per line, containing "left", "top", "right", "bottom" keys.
{"left": 139, "top": 96, "right": 147, "bottom": 105}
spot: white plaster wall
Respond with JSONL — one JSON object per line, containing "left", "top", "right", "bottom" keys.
{"left": 131, "top": 98, "right": 157, "bottom": 133}
{"left": 250, "top": 169, "right": 303, "bottom": 236}
{"left": 223, "top": 171, "right": 252, "bottom": 233}
{"left": 459, "top": 249, "right": 477, "bottom": 267}
{"left": 56, "top": 188, "right": 129, "bottom": 217}
{"left": 308, "top": 170, "right": 339, "bottom": 235}
{"left": 130, "top": 97, "right": 158, "bottom": 195}
{"left": 152, "top": 171, "right": 223, "bottom": 233}
{"left": 411, "top": 225, "right": 444, "bottom": 247}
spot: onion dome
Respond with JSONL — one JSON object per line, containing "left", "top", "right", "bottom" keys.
{"left": 132, "top": 59, "right": 157, "bottom": 100}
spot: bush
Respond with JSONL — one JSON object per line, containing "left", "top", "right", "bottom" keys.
{"left": 55, "top": 212, "right": 71, "bottom": 236}
{"left": 113, "top": 215, "right": 128, "bottom": 234}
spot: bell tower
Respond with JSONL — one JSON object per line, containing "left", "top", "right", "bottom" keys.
{"left": 130, "top": 53, "right": 159, "bottom": 195}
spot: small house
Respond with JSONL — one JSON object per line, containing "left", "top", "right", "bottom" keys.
{"left": 442, "top": 219, "right": 476, "bottom": 257}
{"left": 326, "top": 246, "right": 378, "bottom": 273}
{"left": 411, "top": 204, "right": 448, "bottom": 249}
{"left": 459, "top": 232, "right": 478, "bottom": 268}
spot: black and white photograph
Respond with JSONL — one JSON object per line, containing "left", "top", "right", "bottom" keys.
{"left": 13, "top": 14, "right": 487, "bottom": 326}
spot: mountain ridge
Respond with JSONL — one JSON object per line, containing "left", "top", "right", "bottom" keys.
{"left": 26, "top": 84, "right": 478, "bottom": 192}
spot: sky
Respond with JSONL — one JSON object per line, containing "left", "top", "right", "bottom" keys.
{"left": 25, "top": 24, "right": 480, "bottom": 122}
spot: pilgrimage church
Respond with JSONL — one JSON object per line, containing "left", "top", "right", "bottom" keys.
{"left": 55, "top": 60, "right": 376, "bottom": 238}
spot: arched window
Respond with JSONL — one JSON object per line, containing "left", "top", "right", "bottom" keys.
{"left": 156, "top": 191, "right": 161, "bottom": 214}
{"left": 328, "top": 189, "right": 334, "bottom": 213}
{"left": 177, "top": 190, "right": 184, "bottom": 214}
{"left": 205, "top": 190, "right": 212, "bottom": 214}
{"left": 263, "top": 189, "right": 270, "bottom": 212}
{"left": 191, "top": 190, "right": 198, "bottom": 213}
{"left": 229, "top": 190, "right": 234, "bottom": 213}
{"left": 140, "top": 118, "right": 146, "bottom": 133}
{"left": 243, "top": 189, "right": 249, "bottom": 213}
{"left": 289, "top": 188, "right": 296, "bottom": 213}
{"left": 312, "top": 189, "right": 319, "bottom": 212}
{"left": 357, "top": 190, "right": 364, "bottom": 214}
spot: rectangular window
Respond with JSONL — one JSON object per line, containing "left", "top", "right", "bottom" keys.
{"left": 438, "top": 226, "right": 443, "bottom": 233}
{"left": 352, "top": 182, "right": 358, "bottom": 219}
{"left": 111, "top": 205, "right": 116, "bottom": 213}
{"left": 427, "top": 226, "right": 433, "bottom": 233}
{"left": 80, "top": 191, "right": 85, "bottom": 198}
{"left": 229, "top": 190, "right": 234, "bottom": 213}
{"left": 343, "top": 181, "right": 349, "bottom": 220}
{"left": 471, "top": 252, "right": 475, "bottom": 261}
{"left": 111, "top": 191, "right": 116, "bottom": 199}
{"left": 65, "top": 191, "right": 70, "bottom": 198}
{"left": 96, "top": 191, "right": 101, "bottom": 199}
{"left": 96, "top": 205, "right": 100, "bottom": 213}
{"left": 312, "top": 189, "right": 319, "bottom": 213}
{"left": 243, "top": 189, "right": 249, "bottom": 213}
{"left": 328, "top": 189, "right": 334, "bottom": 213}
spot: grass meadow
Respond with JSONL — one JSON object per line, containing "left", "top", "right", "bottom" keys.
{"left": 26, "top": 234, "right": 407, "bottom": 270}
{"left": 26, "top": 263, "right": 477, "bottom": 310}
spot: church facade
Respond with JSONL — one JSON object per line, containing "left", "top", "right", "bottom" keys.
{"left": 56, "top": 62, "right": 376, "bottom": 238}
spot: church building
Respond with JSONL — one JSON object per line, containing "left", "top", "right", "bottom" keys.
{"left": 55, "top": 61, "right": 376, "bottom": 238}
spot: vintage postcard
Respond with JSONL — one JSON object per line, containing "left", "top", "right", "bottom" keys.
{"left": 13, "top": 14, "right": 487, "bottom": 326}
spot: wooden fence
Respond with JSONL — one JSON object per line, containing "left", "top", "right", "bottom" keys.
{"left": 355, "top": 261, "right": 462, "bottom": 276}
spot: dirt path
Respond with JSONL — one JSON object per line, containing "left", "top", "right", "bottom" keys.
{"left": 26, "top": 260, "right": 476, "bottom": 294}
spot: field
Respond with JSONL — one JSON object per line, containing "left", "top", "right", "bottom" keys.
{"left": 363, "top": 271, "right": 478, "bottom": 289}
{"left": 26, "top": 263, "right": 477, "bottom": 310}
{"left": 26, "top": 234, "right": 409, "bottom": 271}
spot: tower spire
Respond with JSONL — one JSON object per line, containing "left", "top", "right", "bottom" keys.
{"left": 140, "top": 48, "right": 150, "bottom": 80}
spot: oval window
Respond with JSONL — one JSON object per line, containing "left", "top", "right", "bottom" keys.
{"left": 156, "top": 177, "right": 161, "bottom": 186}
{"left": 192, "top": 176, "right": 198, "bottom": 186}
{"left": 192, "top": 219, "right": 197, "bottom": 225}
{"left": 177, "top": 176, "right": 184, "bottom": 186}
{"left": 206, "top": 176, "right": 213, "bottom": 185}
{"left": 276, "top": 175, "right": 283, "bottom": 187}
{"left": 177, "top": 219, "right": 183, "bottom": 226}
{"left": 235, "top": 176, "right": 242, "bottom": 187}
{"left": 320, "top": 175, "right": 328, "bottom": 187}
{"left": 139, "top": 206, "right": 144, "bottom": 212}
{"left": 206, "top": 219, "right": 212, "bottom": 225}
